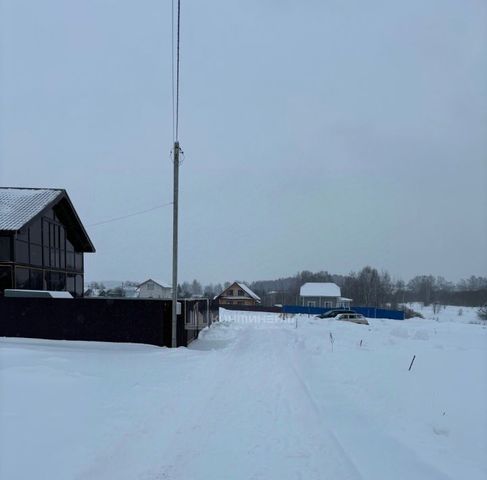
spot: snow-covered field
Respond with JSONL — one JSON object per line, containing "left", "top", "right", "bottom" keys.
{"left": 1, "top": 308, "right": 486, "bottom": 480}
{"left": 405, "top": 302, "right": 485, "bottom": 324}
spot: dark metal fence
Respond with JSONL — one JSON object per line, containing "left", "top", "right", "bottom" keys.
{"left": 0, "top": 297, "right": 208, "bottom": 347}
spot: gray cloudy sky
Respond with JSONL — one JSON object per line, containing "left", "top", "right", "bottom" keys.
{"left": 1, "top": 0, "right": 486, "bottom": 284}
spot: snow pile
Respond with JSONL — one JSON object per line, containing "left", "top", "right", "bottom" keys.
{"left": 1, "top": 309, "right": 486, "bottom": 479}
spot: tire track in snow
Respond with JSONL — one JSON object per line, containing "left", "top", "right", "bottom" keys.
{"left": 281, "top": 327, "right": 455, "bottom": 480}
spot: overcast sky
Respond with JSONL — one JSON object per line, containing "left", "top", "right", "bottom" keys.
{"left": 1, "top": 0, "right": 486, "bottom": 284}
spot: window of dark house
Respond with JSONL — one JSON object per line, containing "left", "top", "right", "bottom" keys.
{"left": 47, "top": 271, "right": 66, "bottom": 291}
{"left": 27, "top": 219, "right": 43, "bottom": 267}
{"left": 59, "top": 229, "right": 66, "bottom": 268}
{"left": 43, "top": 246, "right": 50, "bottom": 267}
{"left": 238, "top": 289, "right": 244, "bottom": 296}
{"left": 15, "top": 239, "right": 29, "bottom": 264}
{"left": 75, "top": 253, "right": 83, "bottom": 272}
{"left": 30, "top": 269, "right": 43, "bottom": 290}
{"left": 67, "top": 273, "right": 76, "bottom": 295}
{"left": 66, "top": 239, "right": 75, "bottom": 269}
{"left": 0, "top": 236, "right": 11, "bottom": 262}
{"left": 75, "top": 275, "right": 83, "bottom": 297}
{"left": 30, "top": 244, "right": 42, "bottom": 267}
{"left": 0, "top": 266, "right": 13, "bottom": 294}
{"left": 15, "top": 267, "right": 30, "bottom": 289}
{"left": 29, "top": 221, "right": 42, "bottom": 245}
{"left": 42, "top": 218, "right": 49, "bottom": 247}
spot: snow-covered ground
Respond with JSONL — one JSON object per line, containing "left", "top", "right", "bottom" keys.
{"left": 1, "top": 308, "right": 486, "bottom": 480}
{"left": 405, "top": 303, "right": 484, "bottom": 324}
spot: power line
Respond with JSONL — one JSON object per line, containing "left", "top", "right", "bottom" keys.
{"left": 88, "top": 202, "right": 173, "bottom": 227}
{"left": 172, "top": 0, "right": 182, "bottom": 142}
{"left": 175, "top": 0, "right": 181, "bottom": 140}
{"left": 171, "top": 0, "right": 175, "bottom": 142}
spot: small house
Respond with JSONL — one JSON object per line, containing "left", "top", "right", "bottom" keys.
{"left": 138, "top": 279, "right": 172, "bottom": 299}
{"left": 300, "top": 282, "right": 351, "bottom": 309}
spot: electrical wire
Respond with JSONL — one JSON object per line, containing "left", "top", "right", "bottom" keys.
{"left": 88, "top": 202, "right": 173, "bottom": 227}
{"left": 171, "top": 0, "right": 182, "bottom": 142}
{"left": 171, "top": 0, "right": 175, "bottom": 142}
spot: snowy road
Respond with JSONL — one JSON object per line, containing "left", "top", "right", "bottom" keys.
{"left": 1, "top": 310, "right": 486, "bottom": 479}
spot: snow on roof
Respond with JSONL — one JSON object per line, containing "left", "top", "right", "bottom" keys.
{"left": 235, "top": 282, "right": 261, "bottom": 301}
{"left": 138, "top": 279, "right": 172, "bottom": 289}
{"left": 300, "top": 282, "right": 341, "bottom": 297}
{"left": 0, "top": 188, "right": 62, "bottom": 231}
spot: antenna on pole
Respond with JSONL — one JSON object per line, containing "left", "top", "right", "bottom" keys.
{"left": 171, "top": 0, "right": 182, "bottom": 348}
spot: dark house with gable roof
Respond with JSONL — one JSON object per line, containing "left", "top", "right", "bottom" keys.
{"left": 214, "top": 281, "right": 261, "bottom": 307}
{"left": 0, "top": 187, "right": 95, "bottom": 297}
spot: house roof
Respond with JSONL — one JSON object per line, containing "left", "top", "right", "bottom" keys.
{"left": 237, "top": 282, "right": 261, "bottom": 301}
{"left": 215, "top": 281, "right": 261, "bottom": 302}
{"left": 300, "top": 282, "right": 341, "bottom": 297}
{"left": 0, "top": 187, "right": 95, "bottom": 252}
{"left": 138, "top": 279, "right": 172, "bottom": 289}
{"left": 0, "top": 188, "right": 61, "bottom": 230}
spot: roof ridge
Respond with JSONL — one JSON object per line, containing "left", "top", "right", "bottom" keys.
{"left": 0, "top": 187, "right": 64, "bottom": 191}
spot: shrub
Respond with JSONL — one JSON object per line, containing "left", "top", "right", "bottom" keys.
{"left": 403, "top": 306, "right": 424, "bottom": 319}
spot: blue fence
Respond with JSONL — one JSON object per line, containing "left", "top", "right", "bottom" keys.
{"left": 282, "top": 305, "right": 405, "bottom": 320}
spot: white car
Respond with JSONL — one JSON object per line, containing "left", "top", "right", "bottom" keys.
{"left": 334, "top": 313, "right": 369, "bottom": 325}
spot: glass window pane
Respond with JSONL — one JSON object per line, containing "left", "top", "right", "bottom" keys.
{"left": 75, "top": 253, "right": 83, "bottom": 272}
{"left": 67, "top": 273, "right": 76, "bottom": 295}
{"left": 30, "top": 269, "right": 43, "bottom": 290}
{"left": 0, "top": 236, "right": 11, "bottom": 261}
{"left": 49, "top": 224, "right": 55, "bottom": 248}
{"left": 15, "top": 240, "right": 29, "bottom": 263}
{"left": 30, "top": 244, "right": 42, "bottom": 267}
{"left": 66, "top": 238, "right": 74, "bottom": 252}
{"left": 0, "top": 266, "right": 13, "bottom": 295}
{"left": 58, "top": 272, "right": 66, "bottom": 290}
{"left": 50, "top": 249, "right": 55, "bottom": 267}
{"left": 42, "top": 219, "right": 49, "bottom": 247}
{"left": 60, "top": 227, "right": 65, "bottom": 250}
{"left": 15, "top": 267, "right": 30, "bottom": 289}
{"left": 43, "top": 247, "right": 50, "bottom": 267}
{"left": 29, "top": 220, "right": 42, "bottom": 245}
{"left": 46, "top": 271, "right": 66, "bottom": 291}
{"left": 75, "top": 275, "right": 83, "bottom": 297}
{"left": 66, "top": 251, "right": 75, "bottom": 269}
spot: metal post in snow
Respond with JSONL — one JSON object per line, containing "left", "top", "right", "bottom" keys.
{"left": 206, "top": 298, "right": 210, "bottom": 327}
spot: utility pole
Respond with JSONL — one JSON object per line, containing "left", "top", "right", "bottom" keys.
{"left": 171, "top": 141, "right": 180, "bottom": 347}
